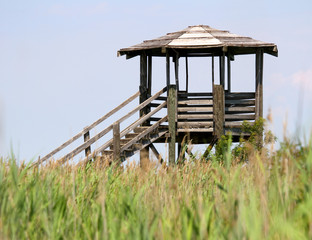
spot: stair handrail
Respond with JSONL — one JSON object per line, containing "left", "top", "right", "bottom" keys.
{"left": 32, "top": 87, "right": 167, "bottom": 167}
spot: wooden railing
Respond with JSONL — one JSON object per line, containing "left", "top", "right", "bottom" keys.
{"left": 31, "top": 87, "right": 167, "bottom": 167}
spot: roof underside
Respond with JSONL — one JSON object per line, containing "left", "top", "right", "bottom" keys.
{"left": 118, "top": 25, "right": 278, "bottom": 58}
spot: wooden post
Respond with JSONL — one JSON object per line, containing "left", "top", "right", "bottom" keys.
{"left": 212, "top": 54, "right": 215, "bottom": 92}
{"left": 140, "top": 51, "right": 149, "bottom": 165}
{"left": 213, "top": 85, "right": 225, "bottom": 139}
{"left": 168, "top": 85, "right": 177, "bottom": 165}
{"left": 175, "top": 53, "right": 179, "bottom": 91}
{"left": 83, "top": 131, "right": 91, "bottom": 157}
{"left": 219, "top": 53, "right": 225, "bottom": 88}
{"left": 166, "top": 51, "right": 170, "bottom": 88}
{"left": 113, "top": 122, "right": 120, "bottom": 162}
{"left": 255, "top": 49, "right": 264, "bottom": 119}
{"left": 227, "top": 52, "right": 231, "bottom": 93}
{"left": 147, "top": 55, "right": 152, "bottom": 125}
{"left": 185, "top": 57, "right": 189, "bottom": 92}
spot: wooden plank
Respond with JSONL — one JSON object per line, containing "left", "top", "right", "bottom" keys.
{"left": 225, "top": 122, "right": 254, "bottom": 128}
{"left": 213, "top": 85, "right": 225, "bottom": 138}
{"left": 178, "top": 92, "right": 213, "bottom": 97}
{"left": 30, "top": 91, "right": 140, "bottom": 167}
{"left": 168, "top": 85, "right": 177, "bottom": 165}
{"left": 212, "top": 54, "right": 215, "bottom": 86}
{"left": 175, "top": 53, "right": 179, "bottom": 91}
{"left": 219, "top": 53, "right": 225, "bottom": 87}
{"left": 227, "top": 52, "right": 231, "bottom": 92}
{"left": 166, "top": 51, "right": 170, "bottom": 87}
{"left": 225, "top": 92, "right": 255, "bottom": 99}
{"left": 178, "top": 114, "right": 213, "bottom": 119}
{"left": 185, "top": 57, "right": 189, "bottom": 92}
{"left": 225, "top": 99, "right": 255, "bottom": 106}
{"left": 225, "top": 114, "right": 255, "bottom": 120}
{"left": 225, "top": 106, "right": 255, "bottom": 113}
{"left": 113, "top": 123, "right": 120, "bottom": 162}
{"left": 178, "top": 107, "right": 213, "bottom": 112}
{"left": 177, "top": 128, "right": 213, "bottom": 133}
{"left": 178, "top": 99, "right": 213, "bottom": 105}
{"left": 140, "top": 51, "right": 148, "bottom": 117}
{"left": 178, "top": 121, "right": 213, "bottom": 128}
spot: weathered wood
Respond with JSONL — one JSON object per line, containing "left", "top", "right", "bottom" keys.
{"left": 178, "top": 114, "right": 213, "bottom": 119}
{"left": 148, "top": 55, "right": 152, "bottom": 97}
{"left": 175, "top": 53, "right": 179, "bottom": 90}
{"left": 225, "top": 122, "right": 254, "bottom": 128}
{"left": 219, "top": 53, "right": 225, "bottom": 87}
{"left": 31, "top": 91, "right": 140, "bottom": 167}
{"left": 168, "top": 85, "right": 177, "bottom": 165}
{"left": 177, "top": 128, "right": 213, "bottom": 133}
{"left": 225, "top": 106, "right": 255, "bottom": 113}
{"left": 225, "top": 92, "right": 255, "bottom": 99}
{"left": 84, "top": 131, "right": 91, "bottom": 157}
{"left": 178, "top": 92, "right": 213, "bottom": 97}
{"left": 178, "top": 99, "right": 213, "bottom": 105}
{"left": 140, "top": 51, "right": 148, "bottom": 117}
{"left": 213, "top": 85, "right": 225, "bottom": 138}
{"left": 255, "top": 48, "right": 264, "bottom": 119}
{"left": 225, "top": 99, "right": 255, "bottom": 106}
{"left": 178, "top": 107, "right": 213, "bottom": 112}
{"left": 185, "top": 57, "right": 189, "bottom": 92}
{"left": 212, "top": 54, "right": 215, "bottom": 86}
{"left": 225, "top": 114, "right": 255, "bottom": 120}
{"left": 113, "top": 123, "right": 120, "bottom": 162}
{"left": 166, "top": 51, "right": 170, "bottom": 87}
{"left": 178, "top": 121, "right": 213, "bottom": 128}
{"left": 227, "top": 52, "right": 231, "bottom": 92}
{"left": 121, "top": 116, "right": 168, "bottom": 152}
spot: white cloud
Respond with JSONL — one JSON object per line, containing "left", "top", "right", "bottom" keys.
{"left": 48, "top": 2, "right": 107, "bottom": 17}
{"left": 292, "top": 68, "right": 312, "bottom": 91}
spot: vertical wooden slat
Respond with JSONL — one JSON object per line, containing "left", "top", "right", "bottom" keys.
{"left": 213, "top": 85, "right": 225, "bottom": 139}
{"left": 113, "top": 122, "right": 120, "bottom": 162}
{"left": 168, "top": 85, "right": 177, "bottom": 165}
{"left": 83, "top": 131, "right": 91, "bottom": 157}
{"left": 185, "top": 57, "right": 189, "bottom": 92}
{"left": 166, "top": 50, "right": 170, "bottom": 88}
{"left": 211, "top": 54, "right": 214, "bottom": 91}
{"left": 175, "top": 53, "right": 179, "bottom": 91}
{"left": 255, "top": 49, "right": 264, "bottom": 119}
{"left": 227, "top": 52, "right": 231, "bottom": 93}
{"left": 147, "top": 55, "right": 152, "bottom": 98}
{"left": 219, "top": 52, "right": 225, "bottom": 88}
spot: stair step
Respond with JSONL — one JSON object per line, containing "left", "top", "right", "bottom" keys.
{"left": 133, "top": 126, "right": 149, "bottom": 133}
{"left": 120, "top": 138, "right": 132, "bottom": 144}
{"left": 125, "top": 133, "right": 139, "bottom": 139}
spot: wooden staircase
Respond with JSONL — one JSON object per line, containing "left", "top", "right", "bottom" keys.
{"left": 31, "top": 87, "right": 169, "bottom": 167}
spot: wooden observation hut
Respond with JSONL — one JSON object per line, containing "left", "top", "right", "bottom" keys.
{"left": 33, "top": 25, "right": 278, "bottom": 167}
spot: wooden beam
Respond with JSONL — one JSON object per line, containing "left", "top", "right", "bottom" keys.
{"left": 185, "top": 57, "right": 189, "bottom": 92}
{"left": 166, "top": 51, "right": 170, "bottom": 88}
{"left": 213, "top": 85, "right": 225, "bottom": 138}
{"left": 212, "top": 54, "right": 215, "bottom": 87}
{"left": 175, "top": 53, "right": 179, "bottom": 91}
{"left": 83, "top": 131, "right": 91, "bottom": 157}
{"left": 227, "top": 52, "right": 231, "bottom": 93}
{"left": 113, "top": 123, "right": 120, "bottom": 162}
{"left": 168, "top": 85, "right": 177, "bottom": 165}
{"left": 255, "top": 49, "right": 264, "bottom": 119}
{"left": 219, "top": 52, "right": 225, "bottom": 87}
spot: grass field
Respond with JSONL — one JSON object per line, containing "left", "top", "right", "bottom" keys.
{"left": 0, "top": 131, "right": 311, "bottom": 239}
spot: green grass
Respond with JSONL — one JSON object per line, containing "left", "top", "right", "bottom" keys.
{"left": 0, "top": 136, "right": 311, "bottom": 239}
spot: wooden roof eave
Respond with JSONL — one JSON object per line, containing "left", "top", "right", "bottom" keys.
{"left": 118, "top": 45, "right": 278, "bottom": 59}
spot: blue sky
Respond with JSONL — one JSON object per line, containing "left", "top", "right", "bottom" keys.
{"left": 0, "top": 0, "right": 312, "bottom": 161}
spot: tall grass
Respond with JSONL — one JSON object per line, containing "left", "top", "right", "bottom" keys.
{"left": 0, "top": 136, "right": 311, "bottom": 239}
